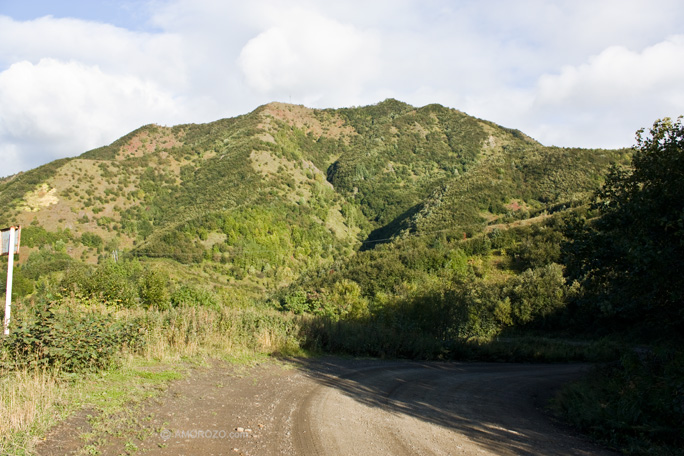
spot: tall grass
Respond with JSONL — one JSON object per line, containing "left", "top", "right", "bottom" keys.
{"left": 133, "top": 304, "right": 303, "bottom": 361}
{"left": 0, "top": 299, "right": 304, "bottom": 454}
{"left": 0, "top": 369, "right": 61, "bottom": 455}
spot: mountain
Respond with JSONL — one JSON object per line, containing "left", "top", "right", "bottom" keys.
{"left": 0, "top": 99, "right": 630, "bottom": 297}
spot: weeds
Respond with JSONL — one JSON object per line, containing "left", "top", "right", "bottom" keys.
{"left": 0, "top": 369, "right": 61, "bottom": 456}
{"left": 0, "top": 297, "right": 303, "bottom": 455}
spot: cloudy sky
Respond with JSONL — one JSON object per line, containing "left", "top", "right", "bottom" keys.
{"left": 1, "top": 0, "right": 683, "bottom": 177}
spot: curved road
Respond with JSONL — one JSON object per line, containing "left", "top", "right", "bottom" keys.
{"left": 289, "top": 360, "right": 614, "bottom": 456}
{"left": 39, "top": 358, "right": 617, "bottom": 456}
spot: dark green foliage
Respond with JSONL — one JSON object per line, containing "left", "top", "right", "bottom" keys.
{"left": 300, "top": 276, "right": 595, "bottom": 361}
{"left": 505, "top": 263, "right": 568, "bottom": 326}
{"left": 564, "top": 117, "right": 684, "bottom": 335}
{"left": 507, "top": 222, "right": 565, "bottom": 270}
{"left": 138, "top": 268, "right": 170, "bottom": 310}
{"left": 21, "top": 248, "right": 74, "bottom": 280}
{"left": 80, "top": 232, "right": 104, "bottom": 249}
{"left": 0, "top": 266, "right": 34, "bottom": 298}
{"left": 328, "top": 101, "right": 490, "bottom": 228}
{"left": 399, "top": 144, "right": 629, "bottom": 242}
{"left": 136, "top": 230, "right": 205, "bottom": 263}
{"left": 61, "top": 259, "right": 142, "bottom": 307}
{"left": 1, "top": 300, "right": 143, "bottom": 372}
{"left": 293, "top": 258, "right": 574, "bottom": 358}
{"left": 278, "top": 279, "right": 368, "bottom": 319}
{"left": 281, "top": 289, "right": 310, "bottom": 314}
{"left": 554, "top": 350, "right": 684, "bottom": 455}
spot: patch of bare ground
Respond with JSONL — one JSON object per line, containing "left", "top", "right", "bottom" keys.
{"left": 485, "top": 212, "right": 552, "bottom": 233}
{"left": 258, "top": 102, "right": 356, "bottom": 141}
{"left": 18, "top": 184, "right": 59, "bottom": 212}
{"left": 36, "top": 358, "right": 618, "bottom": 456}
{"left": 37, "top": 408, "right": 96, "bottom": 456}
{"left": 117, "top": 127, "right": 181, "bottom": 160}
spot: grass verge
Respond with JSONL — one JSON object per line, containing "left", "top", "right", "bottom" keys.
{"left": 0, "top": 299, "right": 305, "bottom": 455}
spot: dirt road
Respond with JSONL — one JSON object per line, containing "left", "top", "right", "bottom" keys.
{"left": 40, "top": 358, "right": 617, "bottom": 456}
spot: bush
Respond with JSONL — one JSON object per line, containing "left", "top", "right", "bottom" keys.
{"left": 564, "top": 117, "right": 684, "bottom": 334}
{"left": 170, "top": 285, "right": 219, "bottom": 310}
{"left": 22, "top": 248, "right": 73, "bottom": 280}
{"left": 0, "top": 267, "right": 34, "bottom": 299}
{"left": 21, "top": 226, "right": 73, "bottom": 248}
{"left": 89, "top": 260, "right": 140, "bottom": 306}
{"left": 506, "top": 263, "right": 568, "bottom": 326}
{"left": 138, "top": 269, "right": 170, "bottom": 310}
{"left": 281, "top": 289, "right": 310, "bottom": 314}
{"left": 2, "top": 301, "right": 144, "bottom": 372}
{"left": 80, "top": 232, "right": 104, "bottom": 249}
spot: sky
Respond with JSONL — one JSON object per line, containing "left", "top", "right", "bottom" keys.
{"left": 1, "top": 0, "right": 683, "bottom": 177}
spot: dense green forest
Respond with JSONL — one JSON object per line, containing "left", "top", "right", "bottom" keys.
{"left": 0, "top": 102, "right": 682, "bottom": 454}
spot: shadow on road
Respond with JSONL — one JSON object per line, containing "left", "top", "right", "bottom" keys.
{"left": 289, "top": 357, "right": 615, "bottom": 456}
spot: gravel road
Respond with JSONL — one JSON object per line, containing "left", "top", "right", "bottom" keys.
{"left": 39, "top": 358, "right": 617, "bottom": 456}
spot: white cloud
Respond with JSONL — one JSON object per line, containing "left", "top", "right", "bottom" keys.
{"left": 0, "top": 15, "right": 186, "bottom": 88}
{"left": 0, "top": 58, "right": 179, "bottom": 175}
{"left": 237, "top": 8, "right": 380, "bottom": 107}
{"left": 1, "top": 0, "right": 684, "bottom": 176}
{"left": 524, "top": 35, "right": 684, "bottom": 147}
{"left": 536, "top": 37, "right": 684, "bottom": 106}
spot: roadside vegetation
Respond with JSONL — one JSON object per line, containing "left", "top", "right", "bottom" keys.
{"left": 0, "top": 291, "right": 302, "bottom": 455}
{"left": 276, "top": 116, "right": 684, "bottom": 454}
{"left": 0, "top": 102, "right": 681, "bottom": 455}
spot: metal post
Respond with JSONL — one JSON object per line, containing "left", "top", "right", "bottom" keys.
{"left": 4, "top": 226, "right": 15, "bottom": 336}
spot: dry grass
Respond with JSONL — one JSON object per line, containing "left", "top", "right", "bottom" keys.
{"left": 112, "top": 304, "right": 302, "bottom": 363}
{"left": 0, "top": 368, "right": 61, "bottom": 455}
{"left": 0, "top": 302, "right": 304, "bottom": 454}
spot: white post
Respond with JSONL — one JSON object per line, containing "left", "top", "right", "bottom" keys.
{"left": 4, "top": 226, "right": 15, "bottom": 336}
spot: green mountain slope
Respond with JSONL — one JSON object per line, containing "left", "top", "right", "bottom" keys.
{"left": 0, "top": 100, "right": 629, "bottom": 297}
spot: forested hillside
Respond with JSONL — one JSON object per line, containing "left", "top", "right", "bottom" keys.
{"left": 0, "top": 99, "right": 629, "bottom": 300}
{"left": 2, "top": 101, "right": 681, "bottom": 455}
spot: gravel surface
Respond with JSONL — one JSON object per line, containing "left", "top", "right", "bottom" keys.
{"left": 38, "top": 358, "right": 618, "bottom": 456}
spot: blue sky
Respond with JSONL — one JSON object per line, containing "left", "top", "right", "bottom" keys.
{"left": 0, "top": 0, "right": 151, "bottom": 30}
{"left": 1, "top": 0, "right": 683, "bottom": 176}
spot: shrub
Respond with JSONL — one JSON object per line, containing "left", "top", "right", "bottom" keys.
{"left": 281, "top": 289, "right": 310, "bottom": 314}
{"left": 61, "top": 259, "right": 142, "bottom": 307}
{"left": 22, "top": 248, "right": 73, "bottom": 280}
{"left": 2, "top": 301, "right": 144, "bottom": 372}
{"left": 21, "top": 226, "right": 73, "bottom": 248}
{"left": 138, "top": 269, "right": 170, "bottom": 310}
{"left": 0, "top": 267, "right": 34, "bottom": 298}
{"left": 506, "top": 263, "right": 568, "bottom": 326}
{"left": 80, "top": 232, "right": 104, "bottom": 249}
{"left": 170, "top": 285, "right": 219, "bottom": 310}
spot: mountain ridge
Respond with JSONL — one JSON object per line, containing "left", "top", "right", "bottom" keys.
{"left": 0, "top": 99, "right": 630, "bottom": 296}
